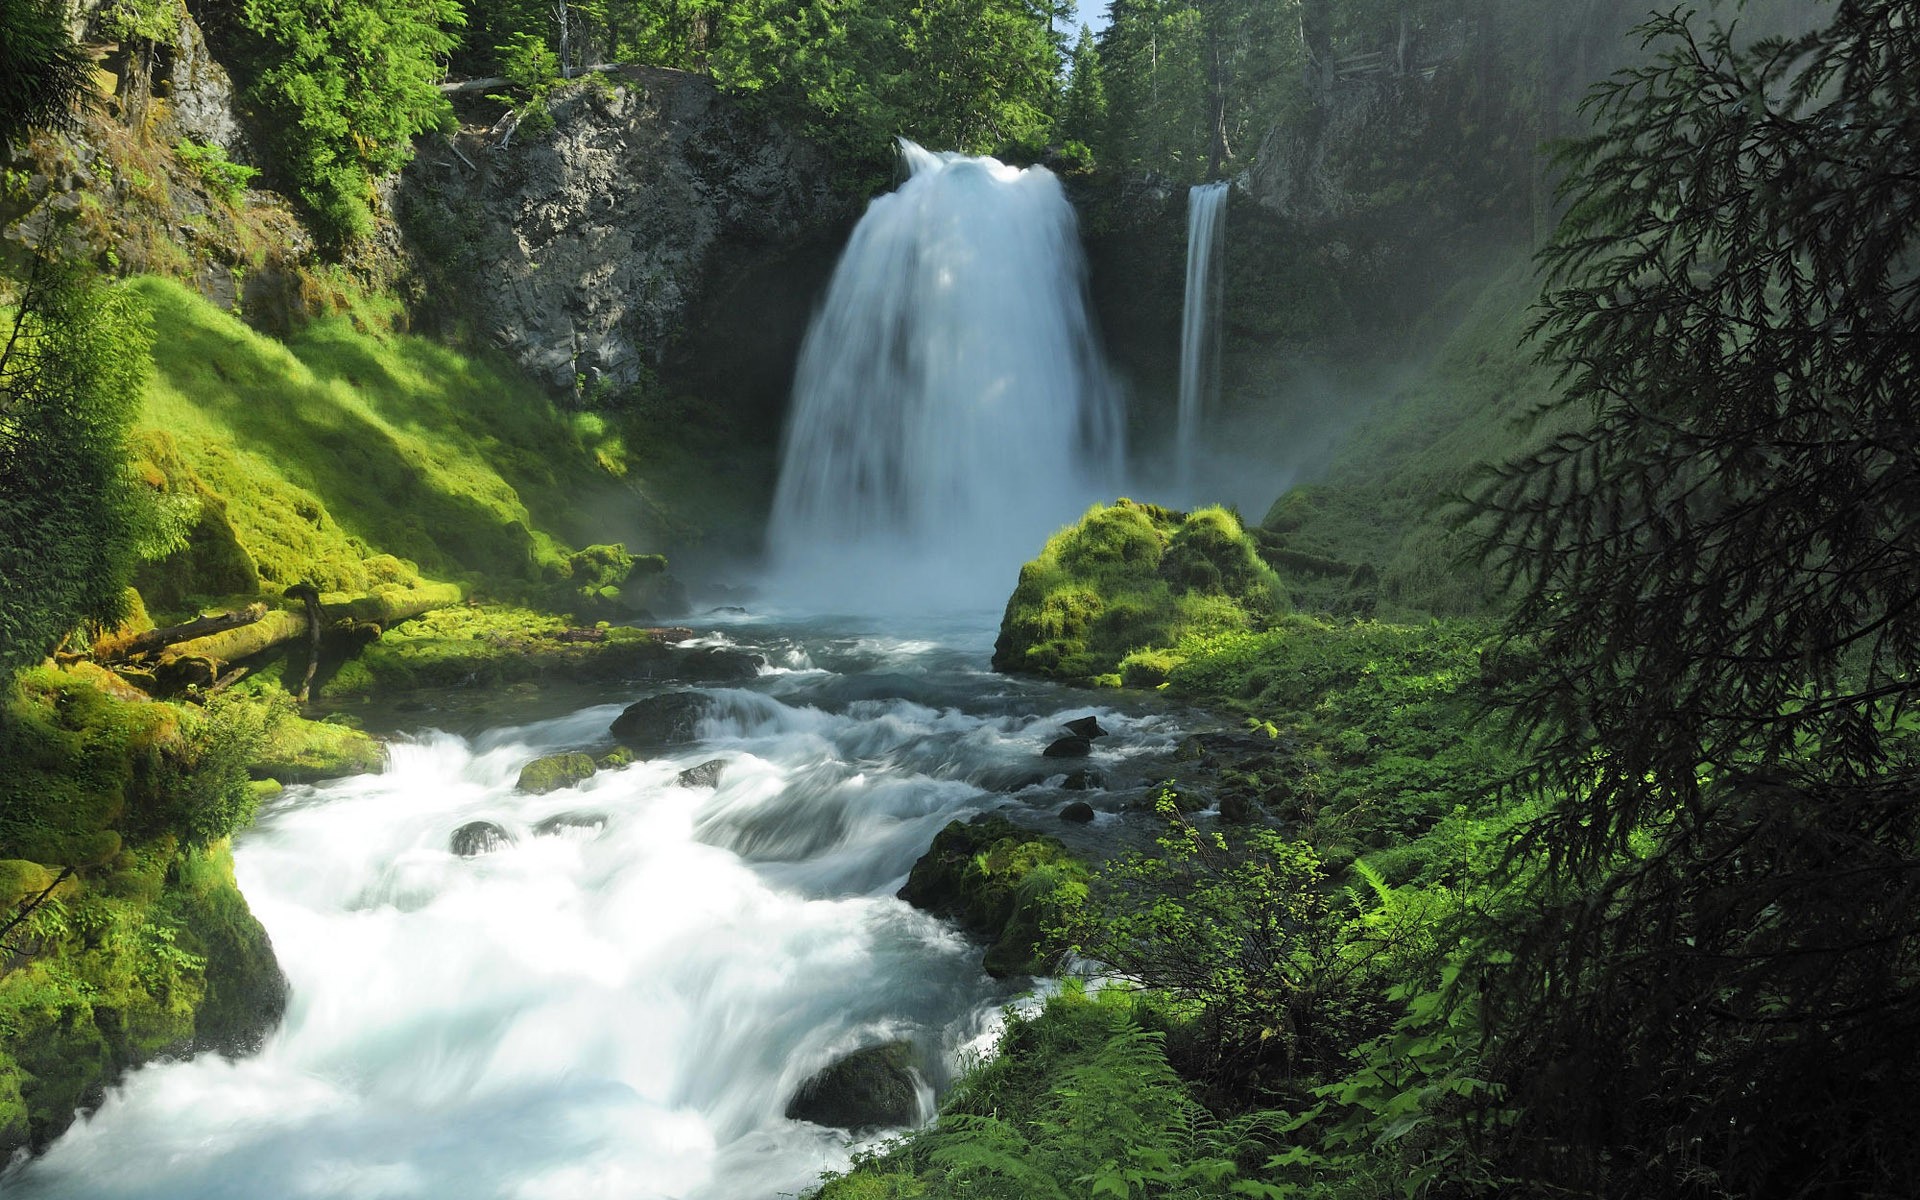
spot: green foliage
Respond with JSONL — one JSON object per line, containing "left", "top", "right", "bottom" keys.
{"left": 1460, "top": 6, "right": 1920, "bottom": 1196}
{"left": 0, "top": 0, "right": 96, "bottom": 145}
{"left": 1, "top": 259, "right": 155, "bottom": 683}
{"left": 995, "top": 500, "right": 1285, "bottom": 681}
{"left": 1071, "top": 796, "right": 1370, "bottom": 1090}
{"left": 96, "top": 0, "right": 179, "bottom": 44}
{"left": 173, "top": 139, "right": 260, "bottom": 206}
{"left": 818, "top": 987, "right": 1286, "bottom": 1200}
{"left": 1165, "top": 617, "right": 1514, "bottom": 847}
{"left": 1091, "top": 0, "right": 1301, "bottom": 181}
{"left": 235, "top": 0, "right": 462, "bottom": 245}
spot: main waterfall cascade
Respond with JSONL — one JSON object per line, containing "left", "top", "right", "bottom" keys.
{"left": 769, "top": 142, "right": 1123, "bottom": 611}
{"left": 1176, "top": 181, "right": 1230, "bottom": 491}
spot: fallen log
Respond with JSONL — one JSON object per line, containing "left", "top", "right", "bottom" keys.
{"left": 154, "top": 583, "right": 464, "bottom": 676}
{"left": 94, "top": 603, "right": 268, "bottom": 663}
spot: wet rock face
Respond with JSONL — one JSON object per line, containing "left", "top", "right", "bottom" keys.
{"left": 785, "top": 1042, "right": 920, "bottom": 1132}
{"left": 608, "top": 691, "right": 712, "bottom": 750}
{"left": 398, "top": 66, "right": 852, "bottom": 397}
{"left": 675, "top": 758, "right": 728, "bottom": 788}
{"left": 450, "top": 821, "right": 515, "bottom": 857}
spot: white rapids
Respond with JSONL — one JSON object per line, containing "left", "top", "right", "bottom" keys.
{"left": 4, "top": 617, "right": 1180, "bottom": 1200}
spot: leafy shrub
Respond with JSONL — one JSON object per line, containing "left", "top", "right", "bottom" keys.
{"left": 174, "top": 139, "right": 259, "bottom": 206}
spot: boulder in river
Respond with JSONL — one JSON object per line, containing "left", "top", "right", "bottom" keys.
{"left": 1063, "top": 715, "right": 1109, "bottom": 739}
{"left": 785, "top": 1042, "right": 920, "bottom": 1131}
{"left": 1043, "top": 735, "right": 1093, "bottom": 759}
{"left": 516, "top": 752, "right": 598, "bottom": 794}
{"left": 1059, "top": 801, "right": 1096, "bottom": 824}
{"left": 899, "top": 814, "right": 1083, "bottom": 978}
{"left": 676, "top": 758, "right": 729, "bottom": 788}
{"left": 609, "top": 692, "right": 711, "bottom": 749}
{"left": 1061, "top": 767, "right": 1104, "bottom": 791}
{"left": 450, "top": 821, "right": 514, "bottom": 857}
{"left": 532, "top": 812, "right": 609, "bottom": 838}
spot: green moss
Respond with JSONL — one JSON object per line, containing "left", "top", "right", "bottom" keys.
{"left": 0, "top": 671, "right": 285, "bottom": 1156}
{"left": 516, "top": 751, "right": 597, "bottom": 794}
{"left": 123, "top": 277, "right": 639, "bottom": 612}
{"left": 251, "top": 709, "right": 383, "bottom": 783}
{"left": 897, "top": 815, "right": 1087, "bottom": 978}
{"left": 994, "top": 500, "right": 1286, "bottom": 682}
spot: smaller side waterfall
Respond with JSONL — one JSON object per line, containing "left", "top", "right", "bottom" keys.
{"left": 1176, "top": 181, "right": 1230, "bottom": 489}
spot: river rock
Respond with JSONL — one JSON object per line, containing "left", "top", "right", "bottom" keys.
{"left": 1043, "top": 735, "right": 1093, "bottom": 759}
{"left": 516, "top": 752, "right": 597, "bottom": 794}
{"left": 676, "top": 758, "right": 728, "bottom": 788}
{"left": 532, "top": 812, "right": 609, "bottom": 837}
{"left": 785, "top": 1042, "right": 920, "bottom": 1131}
{"left": 1219, "top": 790, "right": 1259, "bottom": 824}
{"left": 1059, "top": 801, "right": 1096, "bottom": 824}
{"left": 450, "top": 821, "right": 514, "bottom": 857}
{"left": 1061, "top": 767, "right": 1104, "bottom": 791}
{"left": 609, "top": 692, "right": 711, "bottom": 748}
{"left": 1063, "top": 715, "right": 1109, "bottom": 739}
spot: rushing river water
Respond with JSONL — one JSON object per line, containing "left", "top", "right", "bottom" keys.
{"left": 7, "top": 612, "right": 1181, "bottom": 1200}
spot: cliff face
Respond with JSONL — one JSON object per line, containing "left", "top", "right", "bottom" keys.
{"left": 399, "top": 67, "right": 855, "bottom": 400}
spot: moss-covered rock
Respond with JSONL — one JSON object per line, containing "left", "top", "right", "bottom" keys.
{"left": 897, "top": 814, "right": 1086, "bottom": 978}
{"left": 994, "top": 500, "right": 1286, "bottom": 682}
{"left": 251, "top": 711, "right": 384, "bottom": 783}
{"left": 516, "top": 752, "right": 597, "bottom": 794}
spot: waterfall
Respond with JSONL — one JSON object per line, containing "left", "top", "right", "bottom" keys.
{"left": 1176, "top": 181, "right": 1229, "bottom": 489}
{"left": 768, "top": 142, "right": 1122, "bottom": 612}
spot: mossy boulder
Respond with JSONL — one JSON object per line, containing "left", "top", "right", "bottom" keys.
{"left": 251, "top": 713, "right": 383, "bottom": 783}
{"left": 608, "top": 692, "right": 711, "bottom": 750}
{"left": 994, "top": 500, "right": 1286, "bottom": 682}
{"left": 898, "top": 814, "right": 1086, "bottom": 978}
{"left": 786, "top": 1042, "right": 921, "bottom": 1131}
{"left": 516, "top": 752, "right": 597, "bottom": 794}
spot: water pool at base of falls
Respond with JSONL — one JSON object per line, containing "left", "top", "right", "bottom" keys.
{"left": 3, "top": 613, "right": 1184, "bottom": 1200}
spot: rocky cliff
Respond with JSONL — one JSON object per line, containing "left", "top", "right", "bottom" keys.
{"left": 400, "top": 67, "right": 855, "bottom": 402}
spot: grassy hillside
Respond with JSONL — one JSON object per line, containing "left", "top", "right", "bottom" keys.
{"left": 1251, "top": 256, "right": 1568, "bottom": 618}
{"left": 128, "top": 278, "right": 628, "bottom": 611}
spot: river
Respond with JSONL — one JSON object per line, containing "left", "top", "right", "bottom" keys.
{"left": 6, "top": 611, "right": 1181, "bottom": 1199}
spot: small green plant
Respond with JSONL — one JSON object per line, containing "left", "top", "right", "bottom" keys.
{"left": 174, "top": 139, "right": 258, "bottom": 206}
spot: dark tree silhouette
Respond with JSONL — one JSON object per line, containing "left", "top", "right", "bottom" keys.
{"left": 1469, "top": 3, "right": 1920, "bottom": 1196}
{"left": 1, "top": 0, "right": 96, "bottom": 147}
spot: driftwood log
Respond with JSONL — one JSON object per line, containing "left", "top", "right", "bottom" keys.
{"left": 94, "top": 603, "right": 269, "bottom": 663}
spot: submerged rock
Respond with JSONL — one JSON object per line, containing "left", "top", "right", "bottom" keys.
{"left": 608, "top": 692, "right": 711, "bottom": 749}
{"left": 1043, "top": 735, "right": 1093, "bottom": 759}
{"left": 1059, "top": 801, "right": 1096, "bottom": 824}
{"left": 532, "top": 812, "right": 609, "bottom": 838}
{"left": 450, "top": 821, "right": 515, "bottom": 857}
{"left": 516, "top": 752, "right": 597, "bottom": 794}
{"left": 785, "top": 1042, "right": 920, "bottom": 1131}
{"left": 676, "top": 758, "right": 729, "bottom": 789}
{"left": 1061, "top": 767, "right": 1105, "bottom": 791}
{"left": 1063, "top": 715, "right": 1109, "bottom": 739}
